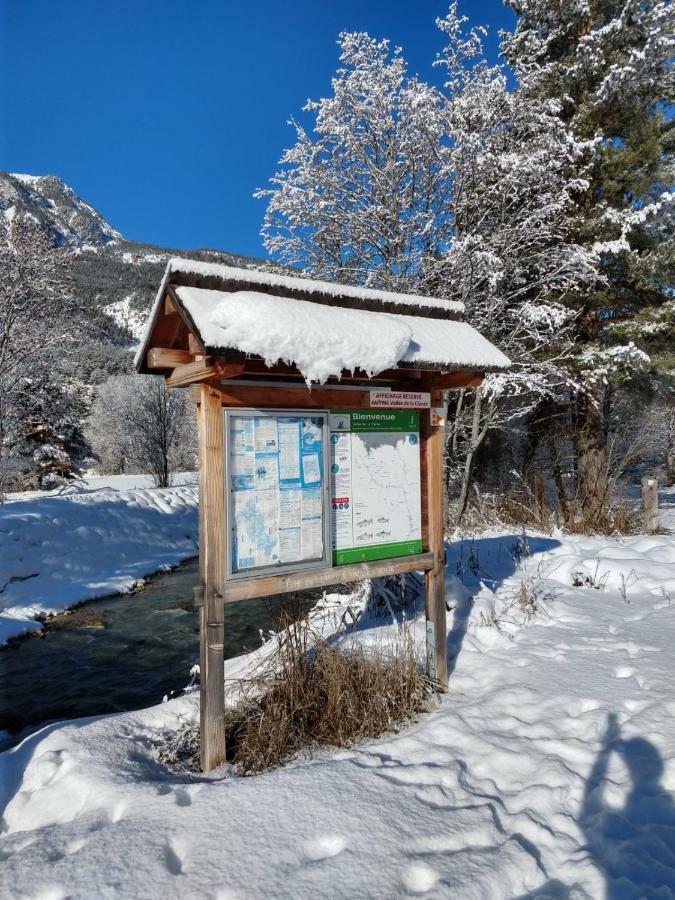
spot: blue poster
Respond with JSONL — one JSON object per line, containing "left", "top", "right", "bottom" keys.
{"left": 229, "top": 414, "right": 325, "bottom": 572}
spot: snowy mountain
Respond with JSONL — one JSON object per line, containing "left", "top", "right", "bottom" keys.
{"left": 0, "top": 172, "right": 121, "bottom": 248}
{"left": 0, "top": 170, "right": 268, "bottom": 353}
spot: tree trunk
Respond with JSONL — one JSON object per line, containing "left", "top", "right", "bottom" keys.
{"left": 666, "top": 408, "right": 675, "bottom": 487}
{"left": 455, "top": 391, "right": 483, "bottom": 524}
{"left": 548, "top": 434, "right": 571, "bottom": 524}
{"left": 576, "top": 381, "right": 610, "bottom": 525}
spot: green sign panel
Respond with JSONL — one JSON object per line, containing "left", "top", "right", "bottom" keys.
{"left": 329, "top": 410, "right": 422, "bottom": 565}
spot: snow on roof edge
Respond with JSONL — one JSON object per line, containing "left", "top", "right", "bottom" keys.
{"left": 134, "top": 264, "right": 173, "bottom": 370}
{"left": 166, "top": 257, "right": 465, "bottom": 315}
{"left": 135, "top": 263, "right": 510, "bottom": 378}
{"left": 174, "top": 286, "right": 509, "bottom": 385}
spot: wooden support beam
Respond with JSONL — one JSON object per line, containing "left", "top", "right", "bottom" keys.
{"left": 188, "top": 333, "right": 205, "bottom": 356}
{"left": 196, "top": 384, "right": 226, "bottom": 771}
{"left": 147, "top": 347, "right": 193, "bottom": 370}
{"left": 215, "top": 383, "right": 436, "bottom": 410}
{"left": 431, "top": 371, "right": 483, "bottom": 390}
{"left": 422, "top": 388, "right": 448, "bottom": 689}
{"left": 166, "top": 358, "right": 245, "bottom": 388}
{"left": 222, "top": 553, "right": 435, "bottom": 604}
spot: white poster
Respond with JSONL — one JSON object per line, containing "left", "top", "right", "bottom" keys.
{"left": 329, "top": 410, "right": 422, "bottom": 564}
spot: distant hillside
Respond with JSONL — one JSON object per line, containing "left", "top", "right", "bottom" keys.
{"left": 0, "top": 171, "right": 270, "bottom": 359}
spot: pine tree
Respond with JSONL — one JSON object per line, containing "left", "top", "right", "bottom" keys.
{"left": 0, "top": 220, "right": 86, "bottom": 492}
{"left": 8, "top": 373, "right": 93, "bottom": 489}
{"left": 502, "top": 0, "right": 674, "bottom": 520}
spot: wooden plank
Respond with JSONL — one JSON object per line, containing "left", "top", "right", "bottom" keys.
{"left": 222, "top": 553, "right": 435, "bottom": 603}
{"left": 217, "top": 384, "right": 431, "bottom": 410}
{"left": 166, "top": 358, "right": 245, "bottom": 388}
{"left": 147, "top": 347, "right": 193, "bottom": 370}
{"left": 196, "top": 384, "right": 226, "bottom": 771}
{"left": 188, "top": 333, "right": 204, "bottom": 356}
{"left": 212, "top": 376, "right": 483, "bottom": 407}
{"left": 217, "top": 384, "right": 372, "bottom": 409}
{"left": 430, "top": 371, "right": 484, "bottom": 390}
{"left": 419, "top": 409, "right": 430, "bottom": 553}
{"left": 423, "top": 387, "right": 448, "bottom": 688}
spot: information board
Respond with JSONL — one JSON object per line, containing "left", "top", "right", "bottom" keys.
{"left": 329, "top": 410, "right": 422, "bottom": 565}
{"left": 225, "top": 411, "right": 330, "bottom": 577}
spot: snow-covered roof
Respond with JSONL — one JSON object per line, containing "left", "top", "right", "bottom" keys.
{"left": 164, "top": 257, "right": 465, "bottom": 316}
{"left": 173, "top": 286, "right": 509, "bottom": 383}
{"left": 135, "top": 258, "right": 509, "bottom": 382}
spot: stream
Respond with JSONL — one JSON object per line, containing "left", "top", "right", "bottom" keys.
{"left": 0, "top": 558, "right": 317, "bottom": 750}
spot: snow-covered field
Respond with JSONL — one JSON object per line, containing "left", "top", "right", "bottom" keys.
{"left": 0, "top": 474, "right": 198, "bottom": 644}
{"left": 1, "top": 496, "right": 674, "bottom": 899}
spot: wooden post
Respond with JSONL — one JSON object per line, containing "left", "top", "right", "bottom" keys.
{"left": 423, "top": 388, "right": 448, "bottom": 688}
{"left": 196, "top": 384, "right": 226, "bottom": 770}
{"left": 641, "top": 476, "right": 659, "bottom": 533}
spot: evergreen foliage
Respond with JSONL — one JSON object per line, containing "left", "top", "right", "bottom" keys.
{"left": 7, "top": 373, "right": 93, "bottom": 489}
{"left": 502, "top": 0, "right": 674, "bottom": 521}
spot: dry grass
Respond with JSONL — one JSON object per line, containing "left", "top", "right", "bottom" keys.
{"left": 461, "top": 481, "right": 644, "bottom": 536}
{"left": 564, "top": 500, "right": 643, "bottom": 535}
{"left": 159, "top": 610, "right": 432, "bottom": 776}
{"left": 461, "top": 483, "right": 555, "bottom": 533}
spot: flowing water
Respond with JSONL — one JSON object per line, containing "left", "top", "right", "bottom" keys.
{"left": 0, "top": 558, "right": 316, "bottom": 749}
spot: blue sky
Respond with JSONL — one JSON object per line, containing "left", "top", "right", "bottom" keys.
{"left": 0, "top": 1, "right": 514, "bottom": 259}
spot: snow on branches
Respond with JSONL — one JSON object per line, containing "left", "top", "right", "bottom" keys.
{"left": 256, "top": 32, "right": 450, "bottom": 291}
{"left": 502, "top": 0, "right": 674, "bottom": 124}
{"left": 0, "top": 221, "right": 88, "bottom": 490}
{"left": 256, "top": 4, "right": 603, "bottom": 522}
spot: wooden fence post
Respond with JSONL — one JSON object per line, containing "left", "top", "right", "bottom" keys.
{"left": 196, "top": 384, "right": 226, "bottom": 770}
{"left": 423, "top": 389, "right": 448, "bottom": 688}
{"left": 641, "top": 476, "right": 659, "bottom": 533}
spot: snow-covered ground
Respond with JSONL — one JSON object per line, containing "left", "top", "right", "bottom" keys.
{"left": 0, "top": 474, "right": 197, "bottom": 644}
{"left": 1, "top": 499, "right": 674, "bottom": 899}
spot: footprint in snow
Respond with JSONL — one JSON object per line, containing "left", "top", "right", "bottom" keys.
{"left": 635, "top": 673, "right": 653, "bottom": 691}
{"left": 614, "top": 665, "right": 636, "bottom": 679}
{"left": 164, "top": 839, "right": 187, "bottom": 876}
{"left": 302, "top": 834, "right": 348, "bottom": 861}
{"left": 403, "top": 861, "right": 439, "bottom": 894}
{"left": 173, "top": 787, "right": 193, "bottom": 807}
{"left": 65, "top": 837, "right": 87, "bottom": 856}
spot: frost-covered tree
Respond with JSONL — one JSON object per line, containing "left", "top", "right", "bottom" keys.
{"left": 0, "top": 221, "right": 85, "bottom": 492}
{"left": 88, "top": 375, "right": 195, "bottom": 487}
{"left": 434, "top": 7, "right": 600, "bottom": 520}
{"left": 502, "top": 0, "right": 674, "bottom": 522}
{"left": 6, "top": 372, "right": 93, "bottom": 489}
{"left": 0, "top": 221, "right": 81, "bottom": 392}
{"left": 258, "top": 8, "right": 600, "bottom": 523}
{"left": 256, "top": 32, "right": 450, "bottom": 292}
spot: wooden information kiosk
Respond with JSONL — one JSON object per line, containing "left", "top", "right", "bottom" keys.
{"left": 136, "top": 259, "right": 509, "bottom": 770}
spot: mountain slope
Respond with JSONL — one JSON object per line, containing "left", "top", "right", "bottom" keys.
{"left": 0, "top": 173, "right": 121, "bottom": 248}
{"left": 0, "top": 171, "right": 269, "bottom": 348}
